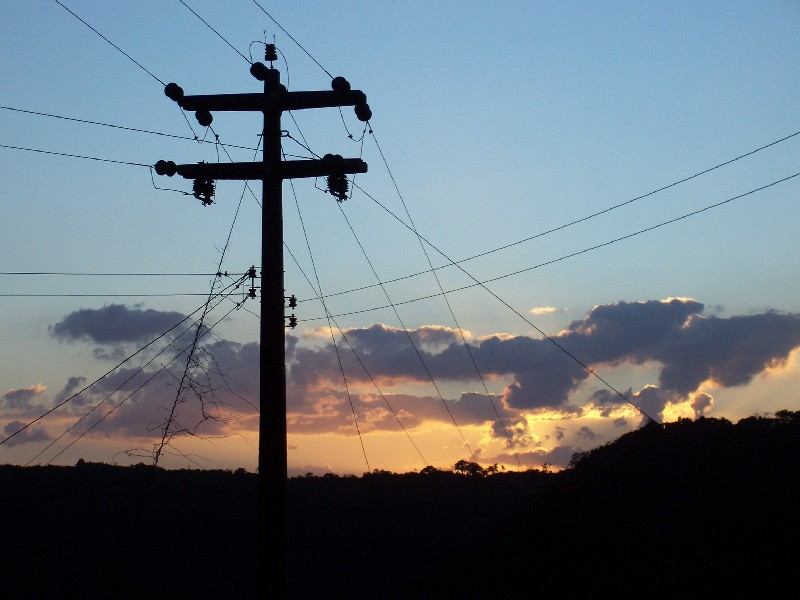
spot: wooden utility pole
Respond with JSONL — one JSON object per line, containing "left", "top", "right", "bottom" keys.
{"left": 155, "top": 45, "right": 369, "bottom": 598}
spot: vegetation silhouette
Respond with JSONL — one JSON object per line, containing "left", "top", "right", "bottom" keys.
{"left": 1, "top": 411, "right": 798, "bottom": 598}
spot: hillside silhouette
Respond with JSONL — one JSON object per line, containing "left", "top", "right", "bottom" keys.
{"left": 1, "top": 411, "right": 798, "bottom": 598}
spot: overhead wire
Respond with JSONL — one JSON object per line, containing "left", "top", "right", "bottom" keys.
{"left": 0, "top": 105, "right": 260, "bottom": 152}
{"left": 13, "top": 2, "right": 261, "bottom": 467}
{"left": 294, "top": 127, "right": 800, "bottom": 304}
{"left": 296, "top": 170, "right": 800, "bottom": 324}
{"left": 283, "top": 242, "right": 428, "bottom": 466}
{"left": 45, "top": 296, "right": 248, "bottom": 466}
{"left": 285, "top": 170, "right": 371, "bottom": 472}
{"left": 0, "top": 284, "right": 242, "bottom": 447}
{"left": 24, "top": 283, "right": 244, "bottom": 465}
{"left": 178, "top": 0, "right": 252, "bottom": 64}
{"left": 369, "top": 126, "right": 523, "bottom": 468}
{"left": 0, "top": 271, "right": 238, "bottom": 277}
{"left": 51, "top": 0, "right": 165, "bottom": 86}
{"left": 250, "top": 0, "right": 334, "bottom": 79}
{"left": 0, "top": 143, "right": 151, "bottom": 167}
{"left": 336, "top": 203, "right": 479, "bottom": 462}
{"left": 348, "top": 171, "right": 800, "bottom": 423}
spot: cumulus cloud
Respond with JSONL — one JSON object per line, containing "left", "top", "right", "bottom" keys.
{"left": 3, "top": 421, "right": 52, "bottom": 447}
{"left": 529, "top": 306, "right": 561, "bottom": 316}
{"left": 2, "top": 384, "right": 47, "bottom": 410}
{"left": 50, "top": 304, "right": 187, "bottom": 344}
{"left": 55, "top": 377, "right": 87, "bottom": 405}
{"left": 285, "top": 299, "right": 800, "bottom": 424}
{"left": 22, "top": 297, "right": 800, "bottom": 465}
{"left": 45, "top": 340, "right": 260, "bottom": 445}
{"left": 691, "top": 392, "right": 714, "bottom": 417}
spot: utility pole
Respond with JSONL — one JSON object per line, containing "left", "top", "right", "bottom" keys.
{"left": 154, "top": 45, "right": 369, "bottom": 598}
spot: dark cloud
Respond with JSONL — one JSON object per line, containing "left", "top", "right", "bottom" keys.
{"left": 490, "top": 416, "right": 533, "bottom": 448}
{"left": 575, "top": 425, "right": 599, "bottom": 441}
{"left": 3, "top": 421, "right": 52, "bottom": 447}
{"left": 51, "top": 340, "right": 260, "bottom": 444}
{"left": 285, "top": 299, "right": 800, "bottom": 421}
{"left": 50, "top": 304, "right": 187, "bottom": 344}
{"left": 691, "top": 392, "right": 714, "bottom": 417}
{"left": 653, "top": 311, "right": 800, "bottom": 395}
{"left": 55, "top": 376, "right": 87, "bottom": 405}
{"left": 493, "top": 445, "right": 581, "bottom": 470}
{"left": 1, "top": 384, "right": 46, "bottom": 410}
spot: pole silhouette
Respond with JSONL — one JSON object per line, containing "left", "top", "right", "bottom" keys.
{"left": 155, "top": 45, "right": 369, "bottom": 597}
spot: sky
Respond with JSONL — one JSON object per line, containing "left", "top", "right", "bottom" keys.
{"left": 1, "top": 1, "right": 799, "bottom": 475}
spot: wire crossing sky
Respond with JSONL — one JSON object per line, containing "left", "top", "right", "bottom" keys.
{"left": 1, "top": 1, "right": 799, "bottom": 475}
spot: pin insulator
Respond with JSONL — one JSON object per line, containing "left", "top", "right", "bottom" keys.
{"left": 288, "top": 295, "right": 297, "bottom": 308}
{"left": 331, "top": 76, "right": 351, "bottom": 93}
{"left": 288, "top": 315, "right": 297, "bottom": 329}
{"left": 354, "top": 103, "right": 372, "bottom": 122}
{"left": 248, "top": 266, "right": 257, "bottom": 279}
{"left": 250, "top": 62, "right": 269, "bottom": 81}
{"left": 326, "top": 173, "right": 349, "bottom": 202}
{"left": 193, "top": 178, "right": 215, "bottom": 205}
{"left": 248, "top": 288, "right": 257, "bottom": 299}
{"left": 154, "top": 160, "right": 177, "bottom": 176}
{"left": 196, "top": 110, "right": 213, "bottom": 127}
{"left": 265, "top": 44, "right": 278, "bottom": 62}
{"left": 164, "top": 83, "right": 184, "bottom": 102}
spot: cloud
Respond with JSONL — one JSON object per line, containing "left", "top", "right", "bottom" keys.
{"left": 529, "top": 306, "right": 561, "bottom": 316}
{"left": 55, "top": 377, "right": 88, "bottom": 405}
{"left": 46, "top": 340, "right": 260, "bottom": 445}
{"left": 2, "top": 384, "right": 46, "bottom": 410}
{"left": 691, "top": 392, "right": 714, "bottom": 417}
{"left": 490, "top": 416, "right": 534, "bottom": 448}
{"left": 284, "top": 300, "right": 800, "bottom": 424}
{"left": 2, "top": 421, "right": 52, "bottom": 447}
{"left": 50, "top": 304, "right": 187, "bottom": 344}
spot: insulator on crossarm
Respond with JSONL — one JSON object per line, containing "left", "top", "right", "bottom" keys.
{"left": 164, "top": 83, "right": 184, "bottom": 102}
{"left": 154, "top": 160, "right": 177, "bottom": 176}
{"left": 250, "top": 62, "right": 269, "bottom": 81}
{"left": 196, "top": 110, "right": 213, "bottom": 127}
{"left": 193, "top": 178, "right": 215, "bottom": 205}
{"left": 354, "top": 103, "right": 372, "bottom": 122}
{"left": 331, "top": 76, "right": 351, "bottom": 93}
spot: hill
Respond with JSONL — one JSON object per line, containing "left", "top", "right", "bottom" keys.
{"left": 1, "top": 412, "right": 798, "bottom": 598}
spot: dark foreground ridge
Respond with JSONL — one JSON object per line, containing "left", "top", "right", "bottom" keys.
{"left": 1, "top": 411, "right": 799, "bottom": 599}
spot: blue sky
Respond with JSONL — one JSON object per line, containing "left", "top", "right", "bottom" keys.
{"left": 1, "top": 1, "right": 799, "bottom": 474}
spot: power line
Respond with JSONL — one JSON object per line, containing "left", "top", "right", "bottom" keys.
{"left": 336, "top": 203, "right": 479, "bottom": 463}
{"left": 285, "top": 167, "right": 371, "bottom": 472}
{"left": 300, "top": 170, "right": 800, "bottom": 323}
{"left": 0, "top": 143, "right": 150, "bottom": 167}
{"left": 51, "top": 0, "right": 165, "bottom": 86}
{"left": 0, "top": 279, "right": 243, "bottom": 447}
{"left": 0, "top": 271, "right": 239, "bottom": 277}
{"left": 0, "top": 105, "right": 260, "bottom": 152}
{"left": 25, "top": 291, "right": 236, "bottom": 465}
{"left": 0, "top": 293, "right": 220, "bottom": 298}
{"left": 284, "top": 230, "right": 428, "bottom": 467}
{"left": 348, "top": 171, "right": 800, "bottom": 423}
{"left": 42, "top": 295, "right": 247, "bottom": 466}
{"left": 369, "top": 126, "right": 522, "bottom": 468}
{"left": 250, "top": 0, "right": 334, "bottom": 79}
{"left": 297, "top": 128, "right": 800, "bottom": 304}
{"left": 178, "top": 0, "right": 251, "bottom": 64}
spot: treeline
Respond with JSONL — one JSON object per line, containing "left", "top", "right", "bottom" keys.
{"left": 1, "top": 412, "right": 799, "bottom": 598}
